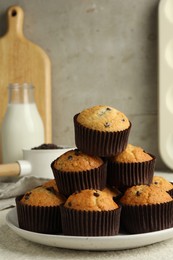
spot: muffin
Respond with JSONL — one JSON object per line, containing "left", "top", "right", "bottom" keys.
{"left": 120, "top": 184, "right": 173, "bottom": 234}
{"left": 74, "top": 105, "right": 131, "bottom": 157}
{"left": 16, "top": 186, "right": 66, "bottom": 234}
{"left": 107, "top": 144, "right": 156, "bottom": 191}
{"left": 60, "top": 189, "right": 121, "bottom": 236}
{"left": 152, "top": 175, "right": 173, "bottom": 197}
{"left": 102, "top": 186, "right": 121, "bottom": 201}
{"left": 42, "top": 179, "right": 58, "bottom": 192}
{"left": 51, "top": 149, "right": 107, "bottom": 196}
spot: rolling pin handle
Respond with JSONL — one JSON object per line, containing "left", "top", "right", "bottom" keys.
{"left": 0, "top": 162, "right": 20, "bottom": 177}
{"left": 17, "top": 160, "right": 32, "bottom": 176}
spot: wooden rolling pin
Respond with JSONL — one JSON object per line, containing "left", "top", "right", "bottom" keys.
{"left": 0, "top": 163, "right": 20, "bottom": 177}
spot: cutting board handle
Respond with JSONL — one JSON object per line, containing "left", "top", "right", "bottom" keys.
{"left": 7, "top": 5, "right": 24, "bottom": 37}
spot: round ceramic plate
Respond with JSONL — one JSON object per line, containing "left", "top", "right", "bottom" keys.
{"left": 6, "top": 207, "right": 173, "bottom": 251}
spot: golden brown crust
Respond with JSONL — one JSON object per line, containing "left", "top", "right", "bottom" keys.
{"left": 20, "top": 186, "right": 66, "bottom": 207}
{"left": 64, "top": 189, "right": 119, "bottom": 211}
{"left": 42, "top": 179, "right": 58, "bottom": 192}
{"left": 152, "top": 176, "right": 173, "bottom": 191}
{"left": 112, "top": 144, "right": 153, "bottom": 163}
{"left": 77, "top": 105, "right": 130, "bottom": 132}
{"left": 53, "top": 149, "right": 103, "bottom": 172}
{"left": 120, "top": 184, "right": 172, "bottom": 206}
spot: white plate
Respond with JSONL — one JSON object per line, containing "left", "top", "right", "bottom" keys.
{"left": 6, "top": 207, "right": 173, "bottom": 251}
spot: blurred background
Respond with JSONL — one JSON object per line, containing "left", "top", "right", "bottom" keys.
{"left": 0, "top": 0, "right": 166, "bottom": 171}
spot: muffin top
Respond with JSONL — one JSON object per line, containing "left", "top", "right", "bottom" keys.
{"left": 64, "top": 189, "right": 119, "bottom": 211}
{"left": 102, "top": 186, "right": 121, "bottom": 198}
{"left": 152, "top": 176, "right": 173, "bottom": 191}
{"left": 111, "top": 144, "right": 153, "bottom": 163}
{"left": 20, "top": 186, "right": 66, "bottom": 207}
{"left": 120, "top": 184, "right": 172, "bottom": 206}
{"left": 76, "top": 105, "right": 130, "bottom": 132}
{"left": 53, "top": 149, "right": 103, "bottom": 172}
{"left": 42, "top": 179, "right": 58, "bottom": 192}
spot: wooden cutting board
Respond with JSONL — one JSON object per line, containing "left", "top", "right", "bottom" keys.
{"left": 0, "top": 5, "right": 52, "bottom": 160}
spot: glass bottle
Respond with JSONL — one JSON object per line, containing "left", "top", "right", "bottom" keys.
{"left": 1, "top": 83, "right": 44, "bottom": 163}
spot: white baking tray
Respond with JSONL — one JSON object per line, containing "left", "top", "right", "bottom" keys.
{"left": 158, "top": 0, "right": 173, "bottom": 170}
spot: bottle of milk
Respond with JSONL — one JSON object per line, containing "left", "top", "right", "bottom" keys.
{"left": 1, "top": 83, "right": 44, "bottom": 163}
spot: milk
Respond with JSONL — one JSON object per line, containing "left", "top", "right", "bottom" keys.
{"left": 1, "top": 103, "right": 44, "bottom": 163}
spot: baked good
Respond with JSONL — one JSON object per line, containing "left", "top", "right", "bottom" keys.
{"left": 73, "top": 105, "right": 131, "bottom": 156}
{"left": 51, "top": 149, "right": 107, "bottom": 196}
{"left": 119, "top": 184, "right": 173, "bottom": 233}
{"left": 20, "top": 186, "right": 64, "bottom": 206}
{"left": 152, "top": 175, "right": 173, "bottom": 196}
{"left": 107, "top": 144, "right": 156, "bottom": 191}
{"left": 102, "top": 186, "right": 121, "bottom": 200}
{"left": 76, "top": 105, "right": 130, "bottom": 131}
{"left": 60, "top": 189, "right": 121, "bottom": 236}
{"left": 42, "top": 179, "right": 58, "bottom": 192}
{"left": 115, "top": 144, "right": 153, "bottom": 163}
{"left": 16, "top": 186, "right": 66, "bottom": 234}
{"left": 120, "top": 184, "right": 172, "bottom": 205}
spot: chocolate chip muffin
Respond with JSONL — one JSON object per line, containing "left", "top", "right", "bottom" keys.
{"left": 152, "top": 175, "right": 173, "bottom": 197}
{"left": 51, "top": 149, "right": 107, "bottom": 196}
{"left": 107, "top": 144, "right": 156, "bottom": 191}
{"left": 77, "top": 105, "right": 130, "bottom": 132}
{"left": 119, "top": 184, "right": 173, "bottom": 234}
{"left": 20, "top": 186, "right": 65, "bottom": 206}
{"left": 115, "top": 144, "right": 153, "bottom": 163}
{"left": 74, "top": 105, "right": 131, "bottom": 156}
{"left": 60, "top": 189, "right": 121, "bottom": 236}
{"left": 16, "top": 186, "right": 66, "bottom": 234}
{"left": 120, "top": 184, "right": 172, "bottom": 205}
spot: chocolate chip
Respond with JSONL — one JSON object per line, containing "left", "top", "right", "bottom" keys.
{"left": 93, "top": 192, "right": 100, "bottom": 197}
{"left": 68, "top": 155, "right": 73, "bottom": 160}
{"left": 74, "top": 149, "right": 80, "bottom": 156}
{"left": 122, "top": 118, "right": 125, "bottom": 122}
{"left": 46, "top": 186, "right": 56, "bottom": 195}
{"left": 136, "top": 191, "right": 141, "bottom": 196}
{"left": 24, "top": 192, "right": 32, "bottom": 200}
{"left": 104, "top": 122, "right": 110, "bottom": 128}
{"left": 106, "top": 107, "right": 111, "bottom": 111}
{"left": 154, "top": 181, "right": 158, "bottom": 184}
{"left": 31, "top": 143, "right": 58, "bottom": 150}
{"left": 68, "top": 202, "right": 72, "bottom": 207}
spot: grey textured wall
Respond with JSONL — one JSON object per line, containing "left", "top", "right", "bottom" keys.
{"left": 0, "top": 0, "right": 168, "bottom": 171}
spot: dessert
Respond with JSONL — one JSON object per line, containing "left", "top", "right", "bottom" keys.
{"left": 74, "top": 105, "right": 131, "bottom": 156}
{"left": 51, "top": 149, "right": 107, "bottom": 196}
{"left": 120, "top": 184, "right": 173, "bottom": 233}
{"left": 60, "top": 189, "right": 121, "bottom": 236}
{"left": 107, "top": 144, "right": 156, "bottom": 191}
{"left": 16, "top": 186, "right": 66, "bottom": 234}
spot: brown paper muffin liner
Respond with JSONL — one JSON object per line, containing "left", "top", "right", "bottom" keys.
{"left": 15, "top": 195, "right": 62, "bottom": 234}
{"left": 51, "top": 160, "right": 107, "bottom": 197}
{"left": 107, "top": 154, "right": 156, "bottom": 191}
{"left": 73, "top": 114, "right": 131, "bottom": 157}
{"left": 60, "top": 205, "right": 121, "bottom": 236}
{"left": 120, "top": 200, "right": 173, "bottom": 234}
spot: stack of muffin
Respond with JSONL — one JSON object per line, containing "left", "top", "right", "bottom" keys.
{"left": 16, "top": 105, "right": 173, "bottom": 236}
